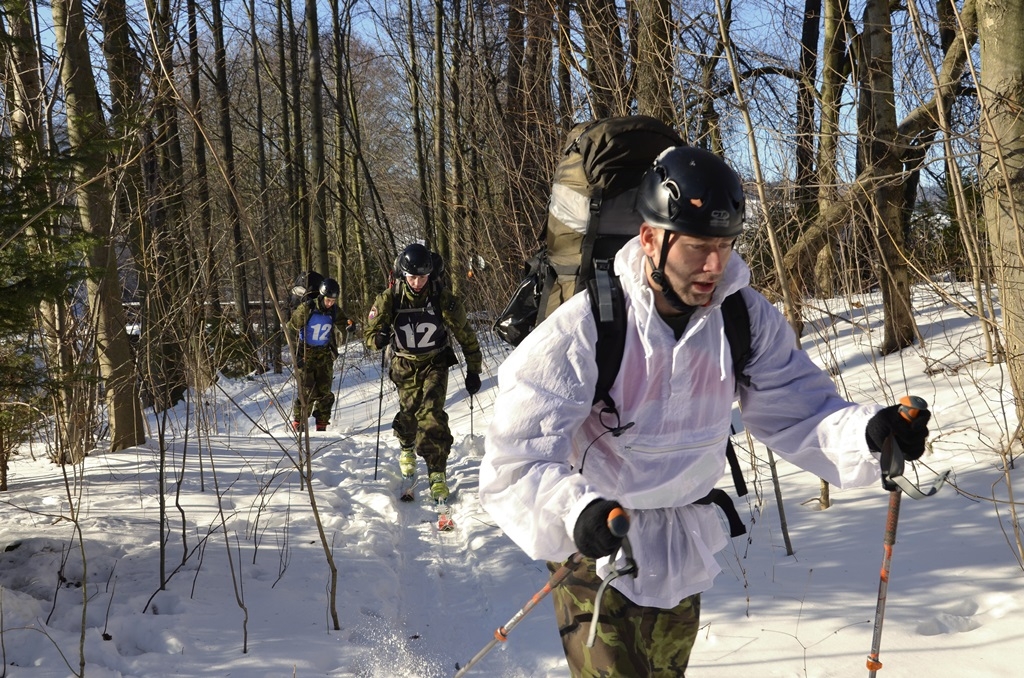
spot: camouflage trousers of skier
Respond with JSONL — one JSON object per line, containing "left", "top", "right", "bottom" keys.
{"left": 547, "top": 556, "right": 701, "bottom": 677}
{"left": 389, "top": 352, "right": 453, "bottom": 474}
{"left": 293, "top": 347, "right": 336, "bottom": 424}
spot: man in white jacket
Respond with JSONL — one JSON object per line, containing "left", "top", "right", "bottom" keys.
{"left": 479, "top": 146, "right": 931, "bottom": 676}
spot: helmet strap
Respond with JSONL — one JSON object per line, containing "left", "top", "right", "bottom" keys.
{"left": 649, "top": 232, "right": 694, "bottom": 314}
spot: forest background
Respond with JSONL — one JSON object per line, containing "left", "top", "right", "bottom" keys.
{"left": 1, "top": 0, "right": 1022, "bottom": 458}
{"left": 1, "top": 0, "right": 1024, "bottom": 664}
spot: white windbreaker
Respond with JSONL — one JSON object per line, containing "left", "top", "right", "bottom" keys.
{"left": 480, "top": 238, "right": 883, "bottom": 609}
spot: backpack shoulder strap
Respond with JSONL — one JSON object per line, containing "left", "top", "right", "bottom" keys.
{"left": 721, "top": 288, "right": 752, "bottom": 498}
{"left": 721, "top": 289, "right": 752, "bottom": 388}
{"left": 587, "top": 261, "right": 628, "bottom": 433}
{"left": 430, "top": 278, "right": 447, "bottom": 311}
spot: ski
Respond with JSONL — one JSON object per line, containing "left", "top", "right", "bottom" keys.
{"left": 436, "top": 499, "right": 455, "bottom": 531}
{"left": 399, "top": 476, "right": 418, "bottom": 502}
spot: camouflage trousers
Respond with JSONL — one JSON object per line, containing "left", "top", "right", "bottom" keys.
{"left": 389, "top": 353, "right": 453, "bottom": 474}
{"left": 292, "top": 347, "right": 336, "bottom": 424}
{"left": 547, "top": 557, "right": 701, "bottom": 677}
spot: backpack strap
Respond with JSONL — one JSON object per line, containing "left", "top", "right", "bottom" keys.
{"left": 587, "top": 260, "right": 631, "bottom": 437}
{"left": 578, "top": 193, "right": 604, "bottom": 293}
{"left": 586, "top": 270, "right": 751, "bottom": 505}
{"left": 721, "top": 290, "right": 752, "bottom": 387}
{"left": 694, "top": 488, "right": 747, "bottom": 537}
{"left": 721, "top": 289, "right": 752, "bottom": 498}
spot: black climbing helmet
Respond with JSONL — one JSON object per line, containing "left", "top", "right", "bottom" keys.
{"left": 396, "top": 243, "right": 434, "bottom": 276}
{"left": 636, "top": 146, "right": 746, "bottom": 238}
{"left": 319, "top": 278, "right": 340, "bottom": 299}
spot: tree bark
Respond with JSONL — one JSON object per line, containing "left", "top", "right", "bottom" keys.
{"left": 285, "top": 0, "right": 311, "bottom": 269}
{"left": 306, "top": 0, "right": 330, "bottom": 274}
{"left": 52, "top": 0, "right": 145, "bottom": 454}
{"left": 211, "top": 0, "right": 258, "bottom": 369}
{"left": 578, "top": 0, "right": 626, "bottom": 117}
{"left": 861, "top": 0, "right": 916, "bottom": 355}
{"left": 795, "top": 0, "right": 821, "bottom": 216}
{"left": 978, "top": 0, "right": 1024, "bottom": 426}
{"left": 405, "top": 0, "right": 433, "bottom": 243}
{"left": 433, "top": 0, "right": 449, "bottom": 261}
{"left": 3, "top": 0, "right": 92, "bottom": 459}
{"left": 634, "top": 0, "right": 674, "bottom": 122}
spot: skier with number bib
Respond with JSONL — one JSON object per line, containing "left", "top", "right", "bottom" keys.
{"left": 289, "top": 277, "right": 346, "bottom": 432}
{"left": 479, "top": 146, "right": 932, "bottom": 675}
{"left": 364, "top": 243, "right": 483, "bottom": 505}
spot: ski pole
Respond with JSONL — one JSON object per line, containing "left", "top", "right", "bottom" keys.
{"left": 454, "top": 507, "right": 631, "bottom": 677}
{"left": 469, "top": 393, "right": 474, "bottom": 437}
{"left": 373, "top": 348, "right": 386, "bottom": 480}
{"left": 866, "top": 396, "right": 929, "bottom": 677}
{"left": 332, "top": 347, "right": 345, "bottom": 425}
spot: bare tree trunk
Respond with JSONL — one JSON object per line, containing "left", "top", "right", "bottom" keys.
{"left": 52, "top": 0, "right": 144, "bottom": 454}
{"left": 4, "top": 0, "right": 92, "bottom": 460}
{"left": 861, "top": 0, "right": 916, "bottom": 355}
{"left": 634, "top": 0, "right": 673, "bottom": 122}
{"left": 186, "top": 0, "right": 218, "bottom": 321}
{"left": 448, "top": 0, "right": 468, "bottom": 282}
{"left": 333, "top": 0, "right": 373, "bottom": 308}
{"left": 285, "top": 0, "right": 311, "bottom": 268}
{"left": 781, "top": 0, "right": 851, "bottom": 312}
{"left": 275, "top": 0, "right": 299, "bottom": 273}
{"left": 555, "top": 0, "right": 572, "bottom": 130}
{"left": 503, "top": 0, "right": 526, "bottom": 241}
{"left": 433, "top": 0, "right": 449, "bottom": 260}
{"left": 306, "top": 0, "right": 330, "bottom": 274}
{"left": 405, "top": 0, "right": 433, "bottom": 241}
{"left": 210, "top": 0, "right": 258, "bottom": 369}
{"left": 330, "top": 0, "right": 352, "bottom": 306}
{"left": 693, "top": 0, "right": 729, "bottom": 148}
{"left": 100, "top": 0, "right": 191, "bottom": 411}
{"left": 795, "top": 0, "right": 821, "bottom": 217}
{"left": 578, "top": 0, "right": 627, "bottom": 117}
{"left": 250, "top": 0, "right": 283, "bottom": 372}
{"left": 979, "top": 0, "right": 1024, "bottom": 427}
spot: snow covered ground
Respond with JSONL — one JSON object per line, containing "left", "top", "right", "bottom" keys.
{"left": 1, "top": 282, "right": 1021, "bottom": 677}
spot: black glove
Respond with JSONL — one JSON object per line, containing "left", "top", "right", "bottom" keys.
{"left": 372, "top": 331, "right": 389, "bottom": 350}
{"left": 573, "top": 499, "right": 625, "bottom": 559}
{"left": 346, "top": 320, "right": 356, "bottom": 334}
{"left": 866, "top": 401, "right": 931, "bottom": 462}
{"left": 465, "top": 372, "right": 481, "bottom": 395}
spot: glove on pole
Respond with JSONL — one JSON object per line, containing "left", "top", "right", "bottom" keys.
{"left": 866, "top": 396, "right": 942, "bottom": 677}
{"left": 573, "top": 499, "right": 626, "bottom": 559}
{"left": 465, "top": 372, "right": 481, "bottom": 437}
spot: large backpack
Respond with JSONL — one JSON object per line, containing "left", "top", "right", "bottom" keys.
{"left": 291, "top": 270, "right": 325, "bottom": 304}
{"left": 493, "top": 115, "right": 683, "bottom": 347}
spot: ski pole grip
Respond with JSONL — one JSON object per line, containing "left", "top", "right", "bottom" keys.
{"left": 607, "top": 506, "right": 630, "bottom": 538}
{"left": 898, "top": 395, "right": 928, "bottom": 423}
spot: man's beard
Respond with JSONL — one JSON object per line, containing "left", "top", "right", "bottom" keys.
{"left": 659, "top": 273, "right": 696, "bottom": 313}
